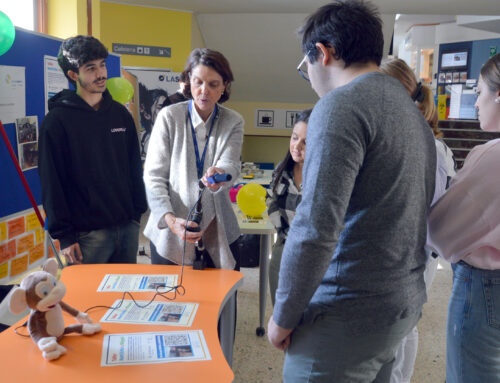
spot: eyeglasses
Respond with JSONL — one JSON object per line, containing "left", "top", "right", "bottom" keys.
{"left": 297, "top": 54, "right": 309, "bottom": 82}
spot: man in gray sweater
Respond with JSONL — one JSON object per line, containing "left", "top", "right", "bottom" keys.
{"left": 267, "top": 1, "right": 436, "bottom": 382}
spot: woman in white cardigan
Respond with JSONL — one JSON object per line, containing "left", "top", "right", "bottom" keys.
{"left": 143, "top": 48, "right": 244, "bottom": 270}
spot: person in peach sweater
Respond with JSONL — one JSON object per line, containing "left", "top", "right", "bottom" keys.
{"left": 428, "top": 53, "right": 500, "bottom": 383}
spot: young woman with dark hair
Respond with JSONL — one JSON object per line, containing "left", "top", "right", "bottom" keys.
{"left": 267, "top": 108, "right": 312, "bottom": 305}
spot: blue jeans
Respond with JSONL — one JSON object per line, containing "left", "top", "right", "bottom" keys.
{"left": 77, "top": 220, "right": 140, "bottom": 264}
{"left": 283, "top": 308, "right": 421, "bottom": 383}
{"left": 446, "top": 261, "right": 500, "bottom": 383}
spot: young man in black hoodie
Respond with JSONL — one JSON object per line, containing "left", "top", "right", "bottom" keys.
{"left": 38, "top": 35, "right": 147, "bottom": 265}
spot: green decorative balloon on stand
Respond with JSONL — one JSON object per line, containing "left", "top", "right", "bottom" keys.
{"left": 0, "top": 11, "right": 15, "bottom": 56}
{"left": 106, "top": 77, "right": 134, "bottom": 104}
{"left": 236, "top": 183, "right": 267, "bottom": 218}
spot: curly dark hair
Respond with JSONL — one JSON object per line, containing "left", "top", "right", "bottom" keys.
{"left": 181, "top": 48, "right": 234, "bottom": 103}
{"left": 57, "top": 35, "right": 108, "bottom": 86}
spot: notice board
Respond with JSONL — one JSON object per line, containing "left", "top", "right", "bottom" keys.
{"left": 0, "top": 28, "right": 121, "bottom": 218}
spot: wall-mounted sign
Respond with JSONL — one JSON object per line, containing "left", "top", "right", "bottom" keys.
{"left": 255, "top": 109, "right": 303, "bottom": 129}
{"left": 285, "top": 111, "right": 301, "bottom": 128}
{"left": 112, "top": 43, "right": 171, "bottom": 58}
{"left": 490, "top": 46, "right": 497, "bottom": 57}
{"left": 256, "top": 110, "right": 274, "bottom": 127}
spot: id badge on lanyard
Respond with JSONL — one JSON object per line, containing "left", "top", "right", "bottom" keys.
{"left": 188, "top": 101, "right": 218, "bottom": 179}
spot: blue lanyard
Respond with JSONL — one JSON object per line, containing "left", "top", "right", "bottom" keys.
{"left": 188, "top": 101, "right": 218, "bottom": 179}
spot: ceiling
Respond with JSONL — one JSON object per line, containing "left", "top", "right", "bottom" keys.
{"left": 106, "top": 0, "right": 500, "bottom": 104}
{"left": 108, "top": 0, "right": 500, "bottom": 15}
{"left": 392, "top": 14, "right": 457, "bottom": 57}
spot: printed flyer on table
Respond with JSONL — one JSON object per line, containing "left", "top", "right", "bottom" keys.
{"left": 100, "top": 300, "right": 198, "bottom": 326}
{"left": 101, "top": 330, "right": 211, "bottom": 366}
{"left": 97, "top": 274, "right": 178, "bottom": 292}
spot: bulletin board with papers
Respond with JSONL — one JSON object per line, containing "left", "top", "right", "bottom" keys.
{"left": 0, "top": 28, "right": 121, "bottom": 218}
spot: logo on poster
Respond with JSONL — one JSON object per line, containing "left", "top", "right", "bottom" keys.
{"left": 158, "top": 74, "right": 180, "bottom": 83}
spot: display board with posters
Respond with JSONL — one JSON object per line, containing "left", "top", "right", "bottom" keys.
{"left": 124, "top": 67, "right": 181, "bottom": 158}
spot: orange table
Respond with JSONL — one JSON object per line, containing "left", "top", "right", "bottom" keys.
{"left": 0, "top": 264, "right": 243, "bottom": 383}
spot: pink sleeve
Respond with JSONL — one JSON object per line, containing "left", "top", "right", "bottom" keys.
{"left": 428, "top": 140, "right": 500, "bottom": 268}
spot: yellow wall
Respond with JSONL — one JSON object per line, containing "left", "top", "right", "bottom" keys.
{"left": 240, "top": 136, "right": 290, "bottom": 165}
{"left": 91, "top": 0, "right": 101, "bottom": 39}
{"left": 225, "top": 101, "right": 315, "bottom": 165}
{"left": 100, "top": 2, "right": 192, "bottom": 72}
{"left": 76, "top": 0, "right": 87, "bottom": 34}
{"left": 47, "top": 0, "right": 87, "bottom": 38}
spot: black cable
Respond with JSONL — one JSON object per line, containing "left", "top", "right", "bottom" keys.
{"left": 14, "top": 322, "right": 30, "bottom": 337}
{"left": 84, "top": 285, "right": 185, "bottom": 314}
{"left": 13, "top": 192, "right": 205, "bottom": 338}
{"left": 84, "top": 189, "right": 204, "bottom": 315}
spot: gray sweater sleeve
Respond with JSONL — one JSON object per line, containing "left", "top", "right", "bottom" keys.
{"left": 273, "top": 95, "right": 367, "bottom": 329}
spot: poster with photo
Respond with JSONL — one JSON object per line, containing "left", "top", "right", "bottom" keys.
{"left": 124, "top": 67, "right": 181, "bottom": 158}
{"left": 452, "top": 72, "right": 460, "bottom": 83}
{"left": 460, "top": 71, "right": 468, "bottom": 82}
{"left": 438, "top": 72, "right": 446, "bottom": 83}
{"left": 445, "top": 72, "right": 453, "bottom": 84}
{"left": 15, "top": 116, "right": 39, "bottom": 171}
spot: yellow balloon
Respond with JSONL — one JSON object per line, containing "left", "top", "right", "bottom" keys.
{"left": 236, "top": 183, "right": 267, "bottom": 218}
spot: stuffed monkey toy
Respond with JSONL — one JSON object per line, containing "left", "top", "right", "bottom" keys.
{"left": 8, "top": 258, "right": 101, "bottom": 360}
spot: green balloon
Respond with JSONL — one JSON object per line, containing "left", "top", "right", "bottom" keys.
{"left": 0, "top": 11, "right": 15, "bottom": 56}
{"left": 107, "top": 77, "right": 134, "bottom": 104}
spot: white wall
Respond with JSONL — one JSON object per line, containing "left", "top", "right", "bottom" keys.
{"left": 192, "top": 14, "right": 206, "bottom": 49}
{"left": 381, "top": 14, "right": 396, "bottom": 57}
{"left": 409, "top": 25, "right": 436, "bottom": 48}
{"left": 197, "top": 12, "right": 395, "bottom": 104}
